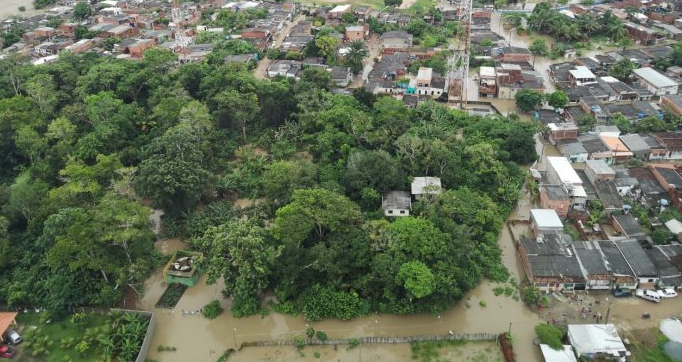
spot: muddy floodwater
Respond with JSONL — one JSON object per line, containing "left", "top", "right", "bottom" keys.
{"left": 142, "top": 171, "right": 544, "bottom": 362}
{"left": 0, "top": 0, "right": 39, "bottom": 18}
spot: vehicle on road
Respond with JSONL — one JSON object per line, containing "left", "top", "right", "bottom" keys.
{"left": 636, "top": 289, "right": 661, "bottom": 303}
{"left": 613, "top": 288, "right": 632, "bottom": 298}
{"left": 657, "top": 288, "right": 678, "bottom": 298}
{"left": 0, "top": 345, "right": 13, "bottom": 358}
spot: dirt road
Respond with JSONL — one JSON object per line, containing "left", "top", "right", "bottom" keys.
{"left": 253, "top": 14, "right": 306, "bottom": 80}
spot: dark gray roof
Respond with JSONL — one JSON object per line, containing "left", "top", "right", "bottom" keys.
{"left": 616, "top": 239, "right": 657, "bottom": 277}
{"left": 594, "top": 180, "right": 623, "bottom": 210}
{"left": 641, "top": 134, "right": 665, "bottom": 149}
{"left": 619, "top": 134, "right": 651, "bottom": 153}
{"left": 576, "top": 169, "right": 598, "bottom": 200}
{"left": 599, "top": 240, "right": 634, "bottom": 277}
{"left": 540, "top": 184, "right": 569, "bottom": 200}
{"left": 613, "top": 214, "right": 644, "bottom": 238}
{"left": 382, "top": 191, "right": 411, "bottom": 210}
{"left": 654, "top": 167, "right": 682, "bottom": 190}
{"left": 579, "top": 134, "right": 609, "bottom": 154}
{"left": 520, "top": 232, "right": 585, "bottom": 280}
{"left": 574, "top": 241, "right": 610, "bottom": 275}
{"left": 560, "top": 142, "right": 588, "bottom": 156}
{"left": 647, "top": 247, "right": 680, "bottom": 279}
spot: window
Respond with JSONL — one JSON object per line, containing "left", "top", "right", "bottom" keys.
{"left": 399, "top": 210, "right": 405, "bottom": 214}
{"left": 648, "top": 279, "right": 654, "bottom": 283}
{"left": 388, "top": 210, "right": 393, "bottom": 214}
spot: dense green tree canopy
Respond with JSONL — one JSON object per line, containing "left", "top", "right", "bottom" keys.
{"left": 0, "top": 49, "right": 529, "bottom": 319}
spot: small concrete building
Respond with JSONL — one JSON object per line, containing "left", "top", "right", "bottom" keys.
{"left": 539, "top": 184, "right": 571, "bottom": 218}
{"left": 569, "top": 66, "right": 597, "bottom": 86}
{"left": 559, "top": 142, "right": 589, "bottom": 163}
{"left": 611, "top": 214, "right": 646, "bottom": 241}
{"left": 584, "top": 159, "right": 616, "bottom": 186}
{"left": 382, "top": 191, "right": 411, "bottom": 217}
{"left": 619, "top": 134, "right": 652, "bottom": 160}
{"left": 530, "top": 209, "right": 564, "bottom": 236}
{"left": 567, "top": 324, "right": 630, "bottom": 361}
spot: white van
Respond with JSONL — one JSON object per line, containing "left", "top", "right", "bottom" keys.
{"left": 636, "top": 289, "right": 661, "bottom": 303}
{"left": 4, "top": 330, "right": 21, "bottom": 344}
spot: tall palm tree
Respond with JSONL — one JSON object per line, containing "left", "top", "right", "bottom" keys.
{"left": 607, "top": 19, "right": 628, "bottom": 42}
{"left": 345, "top": 40, "right": 369, "bottom": 75}
{"left": 577, "top": 14, "right": 600, "bottom": 35}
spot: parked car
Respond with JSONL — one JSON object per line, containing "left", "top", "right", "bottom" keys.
{"left": 4, "top": 331, "right": 21, "bottom": 345}
{"left": 0, "top": 345, "right": 13, "bottom": 358}
{"left": 636, "top": 289, "right": 661, "bottom": 303}
{"left": 613, "top": 288, "right": 632, "bottom": 298}
{"left": 658, "top": 288, "right": 678, "bottom": 298}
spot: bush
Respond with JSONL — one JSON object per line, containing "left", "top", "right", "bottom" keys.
{"left": 315, "top": 331, "right": 328, "bottom": 341}
{"left": 70, "top": 312, "right": 88, "bottom": 327}
{"left": 348, "top": 338, "right": 359, "bottom": 350}
{"left": 294, "top": 336, "right": 305, "bottom": 351}
{"left": 156, "top": 284, "right": 188, "bottom": 308}
{"left": 202, "top": 300, "right": 224, "bottom": 319}
{"left": 306, "top": 327, "right": 315, "bottom": 338}
{"left": 297, "top": 284, "right": 368, "bottom": 321}
{"left": 535, "top": 324, "right": 564, "bottom": 350}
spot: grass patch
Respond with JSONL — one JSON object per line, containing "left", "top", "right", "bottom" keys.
{"left": 410, "top": 339, "right": 467, "bottom": 362}
{"left": 156, "top": 283, "right": 188, "bottom": 308}
{"left": 15, "top": 312, "right": 109, "bottom": 362}
{"left": 291, "top": 0, "right": 385, "bottom": 10}
{"left": 406, "top": 0, "right": 435, "bottom": 15}
{"left": 630, "top": 330, "right": 677, "bottom": 362}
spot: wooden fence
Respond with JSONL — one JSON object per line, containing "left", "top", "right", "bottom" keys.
{"left": 240, "top": 333, "right": 498, "bottom": 348}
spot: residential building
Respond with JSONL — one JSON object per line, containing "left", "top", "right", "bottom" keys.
{"left": 382, "top": 191, "right": 411, "bottom": 217}
{"left": 546, "top": 156, "right": 587, "bottom": 209}
{"left": 530, "top": 209, "right": 564, "bottom": 236}
{"left": 345, "top": 25, "right": 368, "bottom": 41}
{"left": 539, "top": 185, "right": 571, "bottom": 217}
{"left": 540, "top": 345, "right": 578, "bottom": 362}
{"left": 478, "top": 66, "right": 497, "bottom": 97}
{"left": 559, "top": 142, "right": 589, "bottom": 163}
{"left": 518, "top": 232, "right": 585, "bottom": 292}
{"left": 611, "top": 214, "right": 646, "bottom": 241}
{"left": 653, "top": 132, "right": 682, "bottom": 159}
{"left": 574, "top": 241, "right": 613, "bottom": 290}
{"left": 619, "top": 134, "right": 652, "bottom": 160}
{"left": 660, "top": 94, "right": 682, "bottom": 116}
{"left": 646, "top": 247, "right": 682, "bottom": 288}
{"left": 569, "top": 66, "right": 597, "bottom": 86}
{"left": 632, "top": 67, "right": 679, "bottom": 96}
{"left": 381, "top": 31, "right": 413, "bottom": 51}
{"left": 411, "top": 177, "right": 442, "bottom": 196}
{"left": 584, "top": 160, "right": 615, "bottom": 186}
{"left": 547, "top": 123, "right": 579, "bottom": 146}
{"left": 567, "top": 324, "right": 630, "bottom": 361}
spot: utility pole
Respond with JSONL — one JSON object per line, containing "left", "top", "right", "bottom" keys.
{"left": 233, "top": 328, "right": 237, "bottom": 349}
{"left": 605, "top": 299, "right": 612, "bottom": 324}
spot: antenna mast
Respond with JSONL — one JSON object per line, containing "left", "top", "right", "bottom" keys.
{"left": 446, "top": 0, "right": 472, "bottom": 109}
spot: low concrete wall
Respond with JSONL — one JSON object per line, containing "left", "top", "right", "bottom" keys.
{"left": 110, "top": 308, "right": 155, "bottom": 362}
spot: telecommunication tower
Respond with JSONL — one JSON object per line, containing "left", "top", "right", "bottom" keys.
{"left": 446, "top": 0, "right": 472, "bottom": 109}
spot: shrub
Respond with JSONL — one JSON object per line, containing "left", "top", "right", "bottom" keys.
{"left": 70, "top": 312, "right": 88, "bottom": 327}
{"left": 314, "top": 351, "right": 321, "bottom": 358}
{"left": 306, "top": 327, "right": 315, "bottom": 338}
{"left": 202, "top": 300, "right": 224, "bottom": 319}
{"left": 294, "top": 336, "right": 305, "bottom": 351}
{"left": 535, "top": 324, "right": 564, "bottom": 350}
{"left": 479, "top": 300, "right": 487, "bottom": 307}
{"left": 315, "top": 331, "right": 328, "bottom": 341}
{"left": 348, "top": 338, "right": 359, "bottom": 350}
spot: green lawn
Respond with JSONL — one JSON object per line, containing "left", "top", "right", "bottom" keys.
{"left": 15, "top": 312, "right": 110, "bottom": 362}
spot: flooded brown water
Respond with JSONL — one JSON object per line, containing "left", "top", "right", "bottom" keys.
{"left": 141, "top": 174, "right": 545, "bottom": 362}
{"left": 0, "top": 0, "right": 39, "bottom": 18}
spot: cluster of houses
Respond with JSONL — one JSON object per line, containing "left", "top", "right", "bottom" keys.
{"left": 0, "top": 0, "right": 297, "bottom": 62}
{"left": 520, "top": 153, "right": 682, "bottom": 294}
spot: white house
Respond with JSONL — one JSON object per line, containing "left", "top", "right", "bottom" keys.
{"left": 539, "top": 345, "right": 578, "bottom": 362}
{"left": 546, "top": 157, "right": 587, "bottom": 209}
{"left": 633, "top": 67, "right": 679, "bottom": 96}
{"left": 530, "top": 209, "right": 563, "bottom": 236}
{"left": 411, "top": 177, "right": 442, "bottom": 196}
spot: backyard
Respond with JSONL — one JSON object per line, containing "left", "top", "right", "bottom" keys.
{"left": 13, "top": 311, "right": 150, "bottom": 362}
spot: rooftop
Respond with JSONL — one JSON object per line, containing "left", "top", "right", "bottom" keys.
{"left": 633, "top": 67, "right": 678, "bottom": 88}
{"left": 574, "top": 241, "right": 609, "bottom": 275}
{"left": 520, "top": 232, "right": 584, "bottom": 280}
{"left": 619, "top": 134, "right": 651, "bottom": 152}
{"left": 411, "top": 177, "right": 442, "bottom": 195}
{"left": 613, "top": 214, "right": 644, "bottom": 237}
{"left": 616, "top": 238, "right": 657, "bottom": 277}
{"left": 531, "top": 209, "right": 563, "bottom": 228}
{"left": 570, "top": 66, "right": 596, "bottom": 79}
{"left": 586, "top": 159, "right": 615, "bottom": 176}
{"left": 568, "top": 324, "right": 628, "bottom": 357}
{"left": 655, "top": 166, "right": 682, "bottom": 190}
{"left": 547, "top": 156, "right": 583, "bottom": 185}
{"left": 382, "top": 190, "right": 411, "bottom": 210}
{"left": 540, "top": 184, "right": 569, "bottom": 200}
{"left": 594, "top": 180, "right": 623, "bottom": 210}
